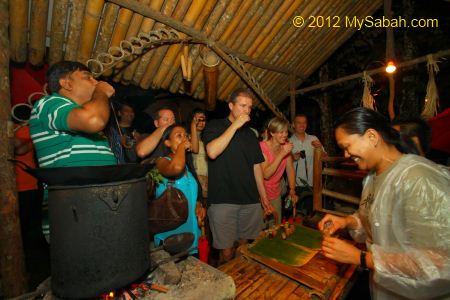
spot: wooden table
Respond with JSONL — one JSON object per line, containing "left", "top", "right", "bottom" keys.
{"left": 218, "top": 253, "right": 358, "bottom": 300}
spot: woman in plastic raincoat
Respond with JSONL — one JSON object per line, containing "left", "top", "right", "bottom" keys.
{"left": 318, "top": 107, "right": 450, "bottom": 300}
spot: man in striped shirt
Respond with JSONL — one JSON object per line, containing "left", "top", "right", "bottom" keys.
{"left": 30, "top": 61, "right": 117, "bottom": 168}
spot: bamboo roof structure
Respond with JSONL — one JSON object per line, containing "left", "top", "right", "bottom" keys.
{"left": 9, "top": 0, "right": 382, "bottom": 111}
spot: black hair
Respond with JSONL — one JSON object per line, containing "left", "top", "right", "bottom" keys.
{"left": 46, "top": 61, "right": 91, "bottom": 93}
{"left": 228, "top": 88, "right": 255, "bottom": 103}
{"left": 334, "top": 107, "right": 418, "bottom": 154}
{"left": 391, "top": 117, "right": 431, "bottom": 154}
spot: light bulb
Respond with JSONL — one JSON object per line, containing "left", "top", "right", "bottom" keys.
{"left": 385, "top": 61, "right": 396, "bottom": 73}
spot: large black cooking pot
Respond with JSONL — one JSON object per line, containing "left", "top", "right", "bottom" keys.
{"left": 14, "top": 162, "right": 152, "bottom": 299}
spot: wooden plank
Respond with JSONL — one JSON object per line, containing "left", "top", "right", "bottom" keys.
{"left": 237, "top": 270, "right": 272, "bottom": 299}
{"left": 322, "top": 189, "right": 361, "bottom": 205}
{"left": 322, "top": 168, "right": 367, "bottom": 180}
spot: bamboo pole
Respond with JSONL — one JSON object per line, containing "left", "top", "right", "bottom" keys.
{"left": 133, "top": 0, "right": 177, "bottom": 85}
{"left": 312, "top": 147, "right": 323, "bottom": 212}
{"left": 219, "top": 0, "right": 296, "bottom": 99}
{"left": 65, "top": 0, "right": 88, "bottom": 61}
{"left": 0, "top": 0, "right": 28, "bottom": 296}
{"left": 385, "top": 0, "right": 396, "bottom": 120}
{"left": 112, "top": 0, "right": 149, "bottom": 83}
{"left": 290, "top": 74, "right": 296, "bottom": 122}
{"left": 168, "top": 0, "right": 217, "bottom": 94}
{"left": 293, "top": 49, "right": 450, "bottom": 96}
{"left": 139, "top": 0, "right": 192, "bottom": 90}
{"left": 191, "top": 0, "right": 260, "bottom": 97}
{"left": 29, "top": 0, "right": 49, "bottom": 66}
{"left": 155, "top": 0, "right": 206, "bottom": 89}
{"left": 121, "top": 0, "right": 165, "bottom": 85}
{"left": 9, "top": 0, "right": 28, "bottom": 63}
{"left": 48, "top": 0, "right": 70, "bottom": 66}
{"left": 77, "top": 0, "right": 105, "bottom": 63}
{"left": 107, "top": 0, "right": 295, "bottom": 75}
{"left": 92, "top": 3, "right": 120, "bottom": 58}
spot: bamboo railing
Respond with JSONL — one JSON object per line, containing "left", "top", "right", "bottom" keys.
{"left": 312, "top": 147, "right": 367, "bottom": 216}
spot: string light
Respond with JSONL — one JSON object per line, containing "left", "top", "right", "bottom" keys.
{"left": 385, "top": 61, "right": 397, "bottom": 73}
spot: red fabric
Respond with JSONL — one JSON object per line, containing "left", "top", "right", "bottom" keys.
{"left": 15, "top": 126, "right": 38, "bottom": 192}
{"left": 10, "top": 64, "right": 47, "bottom": 105}
{"left": 429, "top": 108, "right": 450, "bottom": 154}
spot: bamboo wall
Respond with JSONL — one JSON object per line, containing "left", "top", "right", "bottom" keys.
{"left": 9, "top": 0, "right": 382, "bottom": 106}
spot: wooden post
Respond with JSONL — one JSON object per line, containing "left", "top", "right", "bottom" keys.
{"left": 385, "top": 0, "right": 396, "bottom": 120}
{"left": 312, "top": 147, "right": 323, "bottom": 213}
{"left": 0, "top": 0, "right": 28, "bottom": 296}
{"left": 289, "top": 74, "right": 296, "bottom": 122}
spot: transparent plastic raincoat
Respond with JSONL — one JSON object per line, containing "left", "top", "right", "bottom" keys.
{"left": 349, "top": 154, "right": 450, "bottom": 300}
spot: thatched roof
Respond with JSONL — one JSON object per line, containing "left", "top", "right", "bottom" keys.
{"left": 10, "top": 0, "right": 382, "bottom": 112}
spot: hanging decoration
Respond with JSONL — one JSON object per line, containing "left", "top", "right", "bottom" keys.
{"left": 180, "top": 44, "right": 193, "bottom": 92}
{"left": 421, "top": 55, "right": 440, "bottom": 120}
{"left": 360, "top": 71, "right": 376, "bottom": 110}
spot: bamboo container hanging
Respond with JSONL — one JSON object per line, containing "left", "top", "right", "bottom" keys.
{"left": 170, "top": 0, "right": 227, "bottom": 94}
{"left": 48, "top": 0, "right": 70, "bottom": 66}
{"left": 65, "top": 0, "right": 88, "bottom": 61}
{"left": 188, "top": 0, "right": 242, "bottom": 96}
{"left": 134, "top": 0, "right": 177, "bottom": 85}
{"left": 77, "top": 0, "right": 105, "bottom": 63}
{"left": 421, "top": 55, "right": 440, "bottom": 119}
{"left": 9, "top": 0, "right": 28, "bottom": 63}
{"left": 202, "top": 49, "right": 220, "bottom": 111}
{"left": 92, "top": 3, "right": 120, "bottom": 59}
{"left": 139, "top": 0, "right": 191, "bottom": 90}
{"left": 360, "top": 72, "right": 376, "bottom": 110}
{"left": 29, "top": 0, "right": 49, "bottom": 66}
{"left": 156, "top": 0, "right": 204, "bottom": 89}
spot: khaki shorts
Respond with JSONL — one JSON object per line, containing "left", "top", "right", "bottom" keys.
{"left": 208, "top": 203, "right": 264, "bottom": 249}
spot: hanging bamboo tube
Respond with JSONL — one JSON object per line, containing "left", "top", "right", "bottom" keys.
{"left": 187, "top": 0, "right": 243, "bottom": 97}
{"left": 0, "top": 0, "right": 28, "bottom": 296}
{"left": 139, "top": 0, "right": 192, "bottom": 90}
{"left": 29, "top": 0, "right": 49, "bottom": 66}
{"left": 169, "top": 0, "right": 225, "bottom": 94}
{"left": 219, "top": 0, "right": 296, "bottom": 99}
{"left": 190, "top": 0, "right": 256, "bottom": 96}
{"left": 9, "top": 0, "right": 28, "bottom": 63}
{"left": 48, "top": 0, "right": 70, "bottom": 66}
{"left": 102, "top": 7, "right": 133, "bottom": 76}
{"left": 121, "top": 0, "right": 165, "bottom": 85}
{"left": 155, "top": 0, "right": 204, "bottom": 89}
{"left": 112, "top": 0, "right": 149, "bottom": 83}
{"left": 92, "top": 3, "right": 120, "bottom": 58}
{"left": 65, "top": 0, "right": 87, "bottom": 61}
{"left": 202, "top": 49, "right": 220, "bottom": 110}
{"left": 133, "top": 0, "right": 177, "bottom": 85}
{"left": 160, "top": 0, "right": 216, "bottom": 90}
{"left": 77, "top": 0, "right": 105, "bottom": 63}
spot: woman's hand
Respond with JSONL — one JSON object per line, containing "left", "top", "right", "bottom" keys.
{"left": 318, "top": 214, "right": 348, "bottom": 236}
{"left": 195, "top": 202, "right": 206, "bottom": 223}
{"left": 288, "top": 189, "right": 298, "bottom": 204}
{"left": 180, "top": 139, "right": 192, "bottom": 152}
{"left": 322, "top": 237, "right": 361, "bottom": 265}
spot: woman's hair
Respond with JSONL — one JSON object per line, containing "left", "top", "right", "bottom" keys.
{"left": 334, "top": 107, "right": 418, "bottom": 154}
{"left": 267, "top": 117, "right": 289, "bottom": 137}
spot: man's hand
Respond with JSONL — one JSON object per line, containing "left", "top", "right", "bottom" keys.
{"left": 95, "top": 81, "right": 115, "bottom": 98}
{"left": 232, "top": 114, "right": 250, "bottom": 130}
{"left": 318, "top": 214, "right": 348, "bottom": 236}
{"left": 311, "top": 140, "right": 322, "bottom": 148}
{"left": 321, "top": 237, "right": 361, "bottom": 265}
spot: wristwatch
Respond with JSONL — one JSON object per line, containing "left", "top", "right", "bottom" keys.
{"left": 360, "top": 250, "right": 369, "bottom": 271}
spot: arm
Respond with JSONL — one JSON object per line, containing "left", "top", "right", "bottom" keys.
{"left": 254, "top": 163, "right": 273, "bottom": 214}
{"left": 67, "top": 82, "right": 115, "bottom": 133}
{"left": 285, "top": 155, "right": 297, "bottom": 201}
{"left": 206, "top": 115, "right": 249, "bottom": 159}
{"left": 155, "top": 140, "right": 190, "bottom": 177}
{"left": 261, "top": 143, "right": 293, "bottom": 179}
{"left": 136, "top": 126, "right": 167, "bottom": 158}
{"left": 190, "top": 118, "right": 199, "bottom": 154}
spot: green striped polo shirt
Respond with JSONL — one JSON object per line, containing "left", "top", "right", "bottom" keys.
{"left": 29, "top": 93, "right": 117, "bottom": 168}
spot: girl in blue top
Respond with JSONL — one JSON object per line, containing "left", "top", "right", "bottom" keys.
{"left": 154, "top": 125, "right": 205, "bottom": 253}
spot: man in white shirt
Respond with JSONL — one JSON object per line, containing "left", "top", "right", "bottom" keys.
{"left": 289, "top": 114, "right": 324, "bottom": 215}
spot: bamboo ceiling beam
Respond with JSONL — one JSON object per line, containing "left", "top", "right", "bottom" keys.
{"left": 294, "top": 48, "right": 450, "bottom": 95}
{"left": 92, "top": 3, "right": 120, "bottom": 58}
{"left": 48, "top": 0, "right": 70, "bottom": 66}
{"left": 64, "top": 0, "right": 87, "bottom": 61}
{"left": 77, "top": 0, "right": 105, "bottom": 63}
{"left": 9, "top": 0, "right": 28, "bottom": 63}
{"left": 29, "top": 0, "right": 49, "bottom": 66}
{"left": 107, "top": 0, "right": 297, "bottom": 76}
